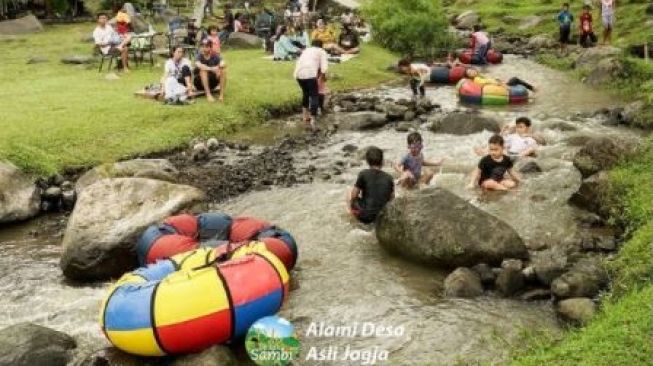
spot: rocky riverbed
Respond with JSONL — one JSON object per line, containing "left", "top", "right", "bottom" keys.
{"left": 0, "top": 55, "right": 644, "bottom": 365}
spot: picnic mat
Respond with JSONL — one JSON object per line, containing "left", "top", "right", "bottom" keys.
{"left": 134, "top": 84, "right": 219, "bottom": 100}
{"left": 262, "top": 54, "right": 358, "bottom": 63}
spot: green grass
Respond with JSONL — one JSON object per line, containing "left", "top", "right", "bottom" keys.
{"left": 0, "top": 23, "right": 397, "bottom": 174}
{"left": 508, "top": 139, "right": 653, "bottom": 365}
{"left": 511, "top": 284, "right": 653, "bottom": 366}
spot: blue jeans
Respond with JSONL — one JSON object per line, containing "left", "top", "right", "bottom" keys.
{"left": 474, "top": 41, "right": 491, "bottom": 64}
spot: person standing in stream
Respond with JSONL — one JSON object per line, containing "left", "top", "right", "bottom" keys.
{"left": 294, "top": 39, "right": 329, "bottom": 130}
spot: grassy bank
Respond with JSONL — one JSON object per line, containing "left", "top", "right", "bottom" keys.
{"left": 509, "top": 141, "right": 653, "bottom": 366}
{"left": 0, "top": 23, "right": 397, "bottom": 174}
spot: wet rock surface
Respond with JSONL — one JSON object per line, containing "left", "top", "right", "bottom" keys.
{"left": 376, "top": 187, "right": 528, "bottom": 268}
{"left": 444, "top": 267, "right": 484, "bottom": 298}
{"left": 557, "top": 297, "right": 596, "bottom": 324}
{"left": 0, "top": 322, "right": 76, "bottom": 366}
{"left": 551, "top": 257, "right": 608, "bottom": 299}
{"left": 60, "top": 178, "right": 205, "bottom": 281}
{"left": 0, "top": 161, "right": 41, "bottom": 223}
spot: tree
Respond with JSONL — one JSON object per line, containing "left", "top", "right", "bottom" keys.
{"left": 360, "top": 0, "right": 455, "bottom": 58}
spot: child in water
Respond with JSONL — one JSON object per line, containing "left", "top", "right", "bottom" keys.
{"left": 468, "top": 134, "right": 522, "bottom": 191}
{"left": 348, "top": 146, "right": 394, "bottom": 224}
{"left": 397, "top": 57, "right": 430, "bottom": 100}
{"left": 475, "top": 117, "right": 538, "bottom": 157}
{"left": 317, "top": 68, "right": 328, "bottom": 115}
{"left": 396, "top": 132, "right": 443, "bottom": 189}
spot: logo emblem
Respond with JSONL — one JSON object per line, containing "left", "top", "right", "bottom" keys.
{"left": 245, "top": 316, "right": 300, "bottom": 366}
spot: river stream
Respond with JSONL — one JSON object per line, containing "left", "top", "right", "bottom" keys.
{"left": 0, "top": 56, "right": 639, "bottom": 365}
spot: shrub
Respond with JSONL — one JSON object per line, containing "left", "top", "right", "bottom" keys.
{"left": 361, "top": 0, "right": 455, "bottom": 58}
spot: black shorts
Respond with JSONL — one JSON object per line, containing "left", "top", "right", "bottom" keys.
{"left": 559, "top": 26, "right": 571, "bottom": 43}
{"left": 193, "top": 71, "right": 220, "bottom": 91}
{"left": 350, "top": 198, "right": 374, "bottom": 224}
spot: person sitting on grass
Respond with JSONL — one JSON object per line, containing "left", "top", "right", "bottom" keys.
{"left": 468, "top": 134, "right": 522, "bottom": 191}
{"left": 464, "top": 68, "right": 537, "bottom": 93}
{"left": 273, "top": 26, "right": 301, "bottom": 60}
{"left": 161, "top": 46, "right": 194, "bottom": 104}
{"left": 474, "top": 117, "right": 539, "bottom": 157}
{"left": 579, "top": 4, "right": 597, "bottom": 48}
{"left": 470, "top": 24, "right": 491, "bottom": 64}
{"left": 290, "top": 25, "right": 309, "bottom": 49}
{"left": 348, "top": 146, "right": 394, "bottom": 224}
{"left": 311, "top": 19, "right": 346, "bottom": 55}
{"left": 557, "top": 2, "right": 574, "bottom": 55}
{"left": 396, "top": 132, "right": 443, "bottom": 189}
{"left": 397, "top": 57, "right": 431, "bottom": 100}
{"left": 194, "top": 38, "right": 226, "bottom": 102}
{"left": 338, "top": 24, "right": 360, "bottom": 54}
{"left": 93, "top": 12, "right": 131, "bottom": 72}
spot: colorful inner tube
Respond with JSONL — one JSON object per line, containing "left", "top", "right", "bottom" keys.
{"left": 456, "top": 79, "right": 529, "bottom": 105}
{"left": 136, "top": 213, "right": 298, "bottom": 272}
{"left": 100, "top": 243, "right": 290, "bottom": 356}
{"left": 429, "top": 65, "right": 469, "bottom": 84}
{"left": 458, "top": 49, "right": 503, "bottom": 65}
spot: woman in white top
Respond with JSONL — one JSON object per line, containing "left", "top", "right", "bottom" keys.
{"left": 161, "top": 46, "right": 194, "bottom": 103}
{"left": 601, "top": 0, "right": 615, "bottom": 45}
{"left": 293, "top": 39, "right": 329, "bottom": 129}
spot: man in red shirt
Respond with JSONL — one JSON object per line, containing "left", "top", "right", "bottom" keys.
{"left": 579, "top": 5, "right": 597, "bottom": 47}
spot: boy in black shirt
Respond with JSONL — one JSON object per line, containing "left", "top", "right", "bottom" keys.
{"left": 467, "top": 134, "right": 521, "bottom": 191}
{"left": 348, "top": 146, "right": 394, "bottom": 223}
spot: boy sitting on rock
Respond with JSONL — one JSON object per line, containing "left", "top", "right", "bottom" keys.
{"left": 475, "top": 117, "right": 538, "bottom": 158}
{"left": 468, "top": 134, "right": 522, "bottom": 191}
{"left": 348, "top": 146, "right": 394, "bottom": 224}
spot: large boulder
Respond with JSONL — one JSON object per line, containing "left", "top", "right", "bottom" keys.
{"left": 622, "top": 101, "right": 653, "bottom": 130}
{"left": 60, "top": 178, "right": 205, "bottom": 281}
{"left": 584, "top": 57, "right": 623, "bottom": 86}
{"left": 454, "top": 10, "right": 480, "bottom": 30}
{"left": 568, "top": 171, "right": 610, "bottom": 216}
{"left": 0, "top": 15, "right": 43, "bottom": 35}
{"left": 0, "top": 161, "right": 40, "bottom": 223}
{"left": 572, "top": 136, "right": 638, "bottom": 178}
{"left": 443, "top": 267, "right": 483, "bottom": 298}
{"left": 557, "top": 297, "right": 596, "bottom": 324}
{"left": 551, "top": 257, "right": 608, "bottom": 299}
{"left": 76, "top": 159, "right": 179, "bottom": 193}
{"left": 527, "top": 34, "right": 556, "bottom": 49}
{"left": 376, "top": 188, "right": 528, "bottom": 268}
{"left": 429, "top": 112, "right": 500, "bottom": 135}
{"left": 574, "top": 46, "right": 621, "bottom": 69}
{"left": 337, "top": 111, "right": 388, "bottom": 130}
{"left": 531, "top": 248, "right": 568, "bottom": 286}
{"left": 171, "top": 345, "right": 237, "bottom": 366}
{"left": 226, "top": 32, "right": 261, "bottom": 48}
{"left": 0, "top": 323, "right": 76, "bottom": 366}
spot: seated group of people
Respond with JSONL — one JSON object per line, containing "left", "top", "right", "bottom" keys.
{"left": 161, "top": 39, "right": 226, "bottom": 104}
{"left": 348, "top": 117, "right": 541, "bottom": 224}
{"left": 273, "top": 18, "right": 361, "bottom": 61}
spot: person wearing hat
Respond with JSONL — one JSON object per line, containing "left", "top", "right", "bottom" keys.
{"left": 194, "top": 38, "right": 227, "bottom": 102}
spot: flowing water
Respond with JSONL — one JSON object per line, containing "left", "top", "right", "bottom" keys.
{"left": 0, "top": 56, "right": 640, "bottom": 365}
